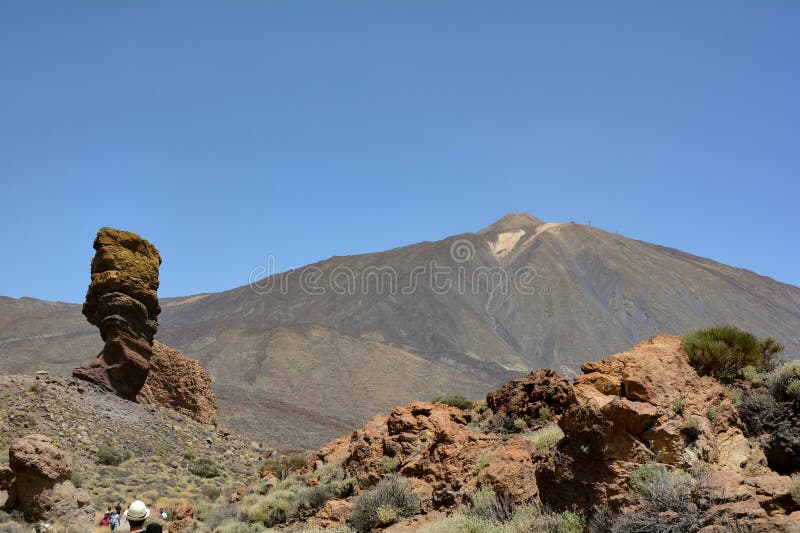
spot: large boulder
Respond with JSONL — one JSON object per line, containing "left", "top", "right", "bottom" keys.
{"left": 537, "top": 334, "right": 766, "bottom": 513}
{"left": 73, "top": 227, "right": 162, "bottom": 400}
{"left": 5, "top": 434, "right": 93, "bottom": 526}
{"left": 138, "top": 341, "right": 219, "bottom": 424}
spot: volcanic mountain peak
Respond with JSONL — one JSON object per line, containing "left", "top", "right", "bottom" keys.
{"left": 478, "top": 212, "right": 563, "bottom": 260}
{"left": 477, "top": 212, "right": 543, "bottom": 235}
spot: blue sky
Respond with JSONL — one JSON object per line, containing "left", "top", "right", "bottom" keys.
{"left": 1, "top": 1, "right": 798, "bottom": 303}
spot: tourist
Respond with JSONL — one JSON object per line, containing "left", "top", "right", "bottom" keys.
{"left": 109, "top": 509, "right": 119, "bottom": 532}
{"left": 123, "top": 500, "right": 150, "bottom": 533}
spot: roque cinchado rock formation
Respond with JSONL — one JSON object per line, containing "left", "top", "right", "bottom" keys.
{"left": 73, "top": 227, "right": 162, "bottom": 399}
{"left": 72, "top": 228, "right": 220, "bottom": 423}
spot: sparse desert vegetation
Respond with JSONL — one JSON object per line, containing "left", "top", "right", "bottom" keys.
{"left": 0, "top": 374, "right": 263, "bottom": 531}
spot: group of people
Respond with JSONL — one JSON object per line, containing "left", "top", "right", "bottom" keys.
{"left": 101, "top": 501, "right": 167, "bottom": 533}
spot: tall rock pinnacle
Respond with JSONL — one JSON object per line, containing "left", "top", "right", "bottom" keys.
{"left": 73, "top": 227, "right": 162, "bottom": 400}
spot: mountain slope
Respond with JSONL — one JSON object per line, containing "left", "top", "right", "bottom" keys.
{"left": 2, "top": 214, "right": 799, "bottom": 449}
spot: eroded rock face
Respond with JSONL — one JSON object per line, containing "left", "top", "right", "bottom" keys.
{"left": 537, "top": 334, "right": 766, "bottom": 513}
{"left": 485, "top": 368, "right": 574, "bottom": 429}
{"left": 73, "top": 227, "right": 162, "bottom": 400}
{"left": 698, "top": 471, "right": 800, "bottom": 532}
{"left": 138, "top": 341, "right": 219, "bottom": 424}
{"left": 5, "top": 434, "right": 93, "bottom": 526}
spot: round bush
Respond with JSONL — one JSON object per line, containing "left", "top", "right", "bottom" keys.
{"left": 189, "top": 457, "right": 220, "bottom": 478}
{"left": 683, "top": 326, "right": 783, "bottom": 383}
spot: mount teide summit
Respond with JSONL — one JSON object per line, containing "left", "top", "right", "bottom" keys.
{"left": 2, "top": 214, "right": 799, "bottom": 448}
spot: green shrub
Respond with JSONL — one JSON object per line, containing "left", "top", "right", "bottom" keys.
{"left": 203, "top": 484, "right": 223, "bottom": 500}
{"left": 612, "top": 469, "right": 705, "bottom": 532}
{"left": 203, "top": 503, "right": 240, "bottom": 531}
{"left": 705, "top": 408, "right": 718, "bottom": 421}
{"left": 215, "top": 520, "right": 256, "bottom": 533}
{"left": 525, "top": 423, "right": 565, "bottom": 455}
{"left": 334, "top": 477, "right": 358, "bottom": 498}
{"left": 725, "top": 386, "right": 743, "bottom": 404}
{"left": 294, "top": 476, "right": 357, "bottom": 514}
{"left": 381, "top": 455, "right": 401, "bottom": 473}
{"left": 513, "top": 418, "right": 528, "bottom": 432}
{"left": 304, "top": 460, "right": 341, "bottom": 485}
{"left": 791, "top": 475, "right": 800, "bottom": 506}
{"left": 682, "top": 326, "right": 784, "bottom": 383}
{"left": 375, "top": 505, "right": 399, "bottom": 527}
{"left": 471, "top": 454, "right": 491, "bottom": 475}
{"left": 467, "top": 486, "right": 514, "bottom": 523}
{"left": 670, "top": 398, "right": 686, "bottom": 415}
{"left": 766, "top": 361, "right": 800, "bottom": 402}
{"left": 96, "top": 445, "right": 130, "bottom": 466}
{"left": 296, "top": 484, "right": 335, "bottom": 513}
{"left": 432, "top": 394, "right": 473, "bottom": 410}
{"left": 629, "top": 464, "right": 669, "bottom": 497}
{"left": 418, "top": 504, "right": 582, "bottom": 533}
{"left": 349, "top": 475, "right": 420, "bottom": 532}
{"left": 538, "top": 406, "right": 551, "bottom": 420}
{"left": 740, "top": 365, "right": 763, "bottom": 382}
{"left": 189, "top": 458, "right": 220, "bottom": 478}
{"left": 261, "top": 454, "right": 308, "bottom": 480}
{"left": 246, "top": 489, "right": 298, "bottom": 526}
{"left": 71, "top": 470, "right": 84, "bottom": 488}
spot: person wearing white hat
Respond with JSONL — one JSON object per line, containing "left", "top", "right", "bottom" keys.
{"left": 124, "top": 500, "right": 151, "bottom": 533}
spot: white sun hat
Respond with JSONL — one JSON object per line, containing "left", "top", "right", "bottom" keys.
{"left": 124, "top": 500, "right": 151, "bottom": 521}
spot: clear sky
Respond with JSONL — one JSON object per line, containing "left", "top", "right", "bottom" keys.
{"left": 1, "top": 2, "right": 798, "bottom": 303}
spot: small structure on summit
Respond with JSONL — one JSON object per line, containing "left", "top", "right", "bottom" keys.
{"left": 73, "top": 227, "right": 162, "bottom": 400}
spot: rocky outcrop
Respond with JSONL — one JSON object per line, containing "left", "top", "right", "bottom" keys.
{"left": 4, "top": 434, "right": 93, "bottom": 526}
{"left": 73, "top": 227, "right": 162, "bottom": 400}
{"left": 242, "top": 334, "right": 797, "bottom": 530}
{"left": 307, "top": 400, "right": 543, "bottom": 527}
{"left": 698, "top": 471, "right": 800, "bottom": 532}
{"left": 485, "top": 368, "right": 574, "bottom": 429}
{"left": 138, "top": 341, "right": 219, "bottom": 424}
{"left": 169, "top": 499, "right": 196, "bottom": 532}
{"left": 537, "top": 334, "right": 769, "bottom": 512}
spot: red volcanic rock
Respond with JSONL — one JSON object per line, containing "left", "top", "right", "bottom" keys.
{"left": 319, "top": 401, "right": 542, "bottom": 516}
{"left": 5, "top": 434, "right": 93, "bottom": 526}
{"left": 138, "top": 341, "right": 219, "bottom": 424}
{"left": 537, "top": 334, "right": 766, "bottom": 513}
{"left": 486, "top": 368, "right": 574, "bottom": 429}
{"left": 73, "top": 227, "right": 162, "bottom": 400}
{"left": 698, "top": 471, "right": 800, "bottom": 532}
{"left": 169, "top": 499, "right": 196, "bottom": 532}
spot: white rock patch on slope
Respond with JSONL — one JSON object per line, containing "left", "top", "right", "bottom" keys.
{"left": 489, "top": 229, "right": 527, "bottom": 260}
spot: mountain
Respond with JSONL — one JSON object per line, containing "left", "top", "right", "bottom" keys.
{"left": 2, "top": 213, "right": 799, "bottom": 449}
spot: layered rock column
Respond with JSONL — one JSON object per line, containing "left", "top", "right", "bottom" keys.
{"left": 73, "top": 227, "right": 162, "bottom": 400}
